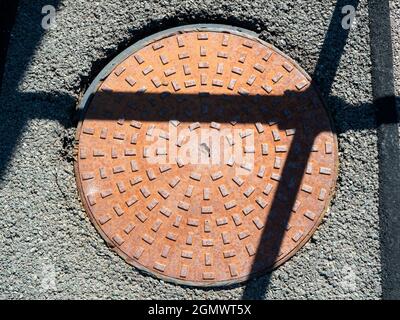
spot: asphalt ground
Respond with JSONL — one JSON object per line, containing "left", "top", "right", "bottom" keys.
{"left": 391, "top": 2, "right": 400, "bottom": 132}
{"left": 357, "top": 0, "right": 400, "bottom": 301}
{"left": 0, "top": 0, "right": 397, "bottom": 299}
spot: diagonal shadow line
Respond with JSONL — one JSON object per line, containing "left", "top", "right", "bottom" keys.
{"left": 242, "top": 0, "right": 359, "bottom": 299}
{"left": 241, "top": 106, "right": 325, "bottom": 299}
{"left": 313, "top": 0, "right": 359, "bottom": 96}
{"left": 0, "top": 0, "right": 64, "bottom": 179}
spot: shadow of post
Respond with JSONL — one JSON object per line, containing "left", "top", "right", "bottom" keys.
{"left": 242, "top": 0, "right": 360, "bottom": 298}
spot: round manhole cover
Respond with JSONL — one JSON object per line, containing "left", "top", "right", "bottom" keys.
{"left": 75, "top": 25, "right": 338, "bottom": 286}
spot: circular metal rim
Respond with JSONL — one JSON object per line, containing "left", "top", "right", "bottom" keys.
{"left": 74, "top": 24, "right": 339, "bottom": 288}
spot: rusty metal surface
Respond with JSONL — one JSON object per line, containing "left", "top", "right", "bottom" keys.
{"left": 74, "top": 28, "right": 338, "bottom": 286}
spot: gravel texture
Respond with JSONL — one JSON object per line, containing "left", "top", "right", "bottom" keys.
{"left": 0, "top": 0, "right": 384, "bottom": 299}
{"left": 392, "top": 1, "right": 400, "bottom": 105}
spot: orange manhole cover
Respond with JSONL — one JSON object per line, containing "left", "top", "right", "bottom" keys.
{"left": 75, "top": 25, "right": 338, "bottom": 286}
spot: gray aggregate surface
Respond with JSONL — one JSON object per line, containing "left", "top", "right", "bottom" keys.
{"left": 392, "top": 1, "right": 400, "bottom": 102}
{"left": 0, "top": 0, "right": 387, "bottom": 299}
